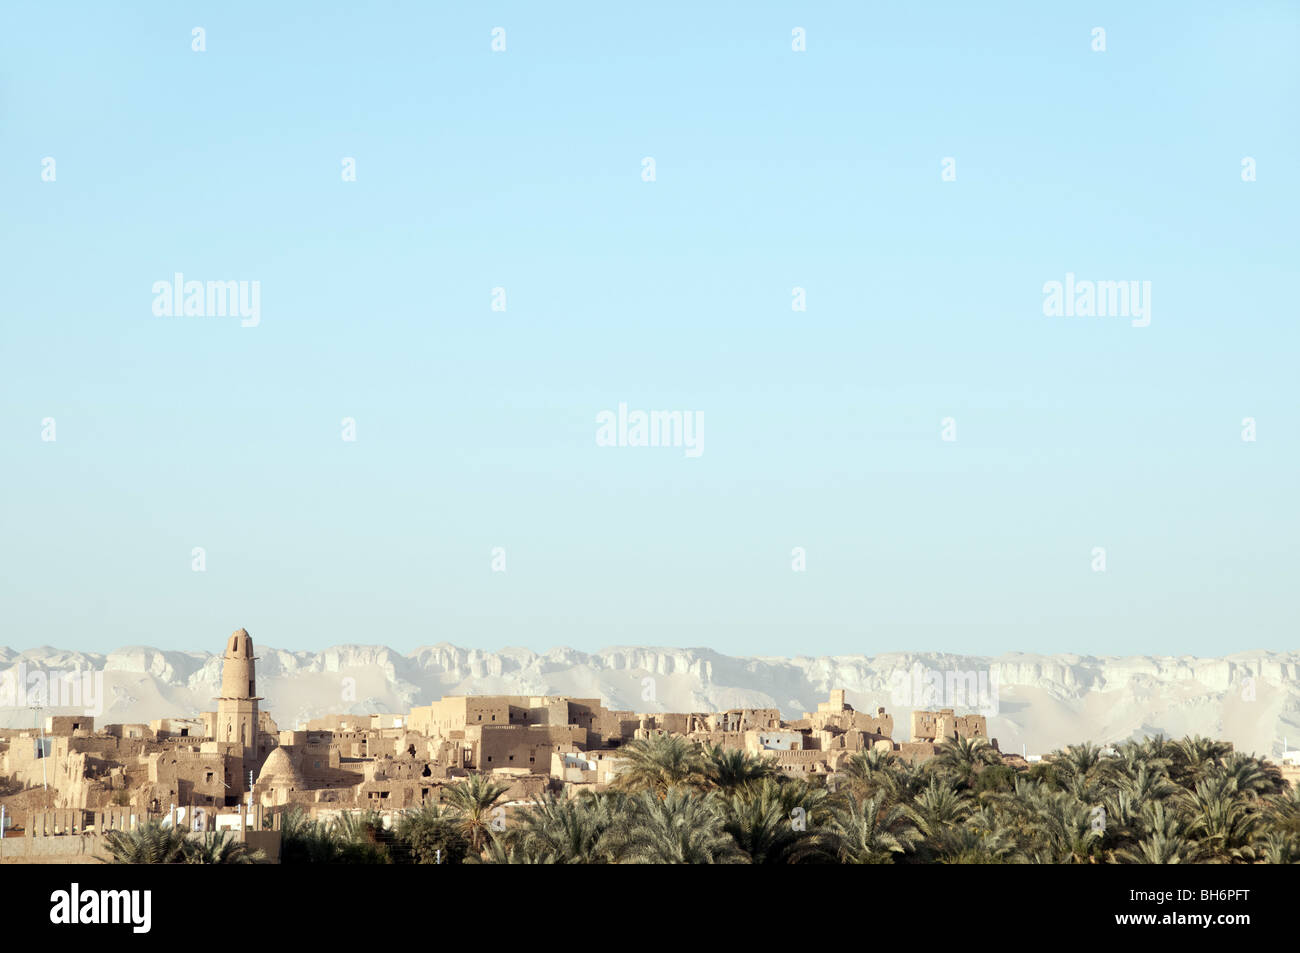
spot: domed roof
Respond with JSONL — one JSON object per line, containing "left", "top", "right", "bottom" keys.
{"left": 257, "top": 747, "right": 301, "bottom": 784}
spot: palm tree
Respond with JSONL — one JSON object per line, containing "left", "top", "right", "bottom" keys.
{"left": 810, "top": 792, "right": 920, "bottom": 864}
{"left": 1217, "top": 753, "right": 1284, "bottom": 799}
{"left": 182, "top": 830, "right": 264, "bottom": 864}
{"left": 279, "top": 807, "right": 344, "bottom": 863}
{"left": 331, "top": 809, "right": 392, "bottom": 863}
{"left": 715, "top": 778, "right": 819, "bottom": 864}
{"left": 1110, "top": 740, "right": 1152, "bottom": 780}
{"left": 1113, "top": 801, "right": 1199, "bottom": 864}
{"left": 935, "top": 824, "right": 1020, "bottom": 864}
{"left": 611, "top": 735, "right": 707, "bottom": 797}
{"left": 209, "top": 730, "right": 1300, "bottom": 865}
{"left": 932, "top": 736, "right": 1001, "bottom": 789}
{"left": 394, "top": 803, "right": 470, "bottom": 864}
{"left": 1139, "top": 734, "right": 1175, "bottom": 761}
{"left": 702, "top": 745, "right": 779, "bottom": 791}
{"left": 1170, "top": 736, "right": 1233, "bottom": 785}
{"left": 469, "top": 834, "right": 554, "bottom": 864}
{"left": 603, "top": 789, "right": 745, "bottom": 863}
{"left": 949, "top": 804, "right": 1024, "bottom": 863}
{"left": 767, "top": 777, "right": 831, "bottom": 825}
{"left": 1266, "top": 784, "right": 1300, "bottom": 840}
{"left": 442, "top": 774, "right": 512, "bottom": 852}
{"left": 1051, "top": 742, "right": 1111, "bottom": 789}
{"left": 1095, "top": 789, "right": 1145, "bottom": 859}
{"left": 1180, "top": 775, "right": 1262, "bottom": 863}
{"left": 1025, "top": 790, "right": 1105, "bottom": 864}
{"left": 505, "top": 793, "right": 613, "bottom": 863}
{"left": 1259, "top": 831, "right": 1298, "bottom": 865}
{"left": 98, "top": 821, "right": 189, "bottom": 864}
{"left": 907, "top": 776, "right": 973, "bottom": 840}
{"left": 840, "top": 748, "right": 901, "bottom": 800}
{"left": 1117, "top": 763, "right": 1178, "bottom": 805}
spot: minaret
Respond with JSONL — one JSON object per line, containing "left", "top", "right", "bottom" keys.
{"left": 216, "top": 628, "right": 261, "bottom": 758}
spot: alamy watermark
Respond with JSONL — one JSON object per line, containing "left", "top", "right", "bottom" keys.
{"left": 1042, "top": 272, "right": 1150, "bottom": 327}
{"left": 152, "top": 273, "right": 260, "bottom": 327}
{"left": 50, "top": 883, "right": 151, "bottom": 933}
{"left": 0, "top": 664, "right": 105, "bottom": 717}
{"left": 887, "top": 663, "right": 999, "bottom": 717}
{"left": 596, "top": 403, "right": 703, "bottom": 458}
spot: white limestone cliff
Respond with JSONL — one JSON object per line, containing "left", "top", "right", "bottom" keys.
{"left": 1, "top": 644, "right": 1295, "bottom": 758}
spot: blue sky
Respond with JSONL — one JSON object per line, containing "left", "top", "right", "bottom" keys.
{"left": 1, "top": 2, "right": 1297, "bottom": 657}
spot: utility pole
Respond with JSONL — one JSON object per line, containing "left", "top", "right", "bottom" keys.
{"left": 31, "top": 705, "right": 47, "bottom": 790}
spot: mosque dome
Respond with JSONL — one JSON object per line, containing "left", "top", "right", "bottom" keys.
{"left": 257, "top": 747, "right": 301, "bottom": 785}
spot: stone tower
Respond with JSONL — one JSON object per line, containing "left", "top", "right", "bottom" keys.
{"left": 216, "top": 628, "right": 261, "bottom": 754}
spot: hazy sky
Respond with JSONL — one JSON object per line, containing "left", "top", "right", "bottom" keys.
{"left": 2, "top": 3, "right": 1297, "bottom": 658}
